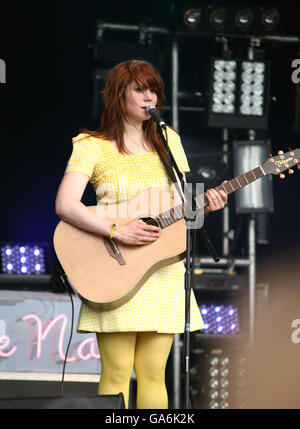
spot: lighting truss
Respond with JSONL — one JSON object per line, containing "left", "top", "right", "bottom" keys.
{"left": 208, "top": 58, "right": 270, "bottom": 129}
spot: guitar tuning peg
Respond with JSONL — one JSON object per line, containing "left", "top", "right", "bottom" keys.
{"left": 288, "top": 169, "right": 294, "bottom": 174}
{"left": 279, "top": 173, "right": 285, "bottom": 179}
{"left": 277, "top": 150, "right": 284, "bottom": 155}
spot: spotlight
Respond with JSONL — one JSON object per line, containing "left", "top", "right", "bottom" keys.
{"left": 235, "top": 8, "right": 255, "bottom": 29}
{"left": 233, "top": 140, "right": 274, "bottom": 213}
{"left": 209, "top": 8, "right": 227, "bottom": 31}
{"left": 261, "top": 8, "right": 280, "bottom": 31}
{"left": 183, "top": 8, "right": 202, "bottom": 29}
{"left": 186, "top": 152, "right": 228, "bottom": 191}
{"left": 208, "top": 58, "right": 270, "bottom": 129}
{"left": 180, "top": 5, "right": 286, "bottom": 36}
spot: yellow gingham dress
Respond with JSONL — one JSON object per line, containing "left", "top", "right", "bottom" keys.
{"left": 65, "top": 127, "right": 204, "bottom": 334}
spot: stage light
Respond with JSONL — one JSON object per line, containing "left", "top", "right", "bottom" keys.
{"left": 240, "top": 61, "right": 266, "bottom": 116}
{"left": 235, "top": 8, "right": 254, "bottom": 29}
{"left": 233, "top": 140, "right": 274, "bottom": 213}
{"left": 186, "top": 151, "right": 228, "bottom": 191}
{"left": 1, "top": 244, "right": 46, "bottom": 275}
{"left": 220, "top": 400, "right": 229, "bottom": 409}
{"left": 207, "top": 352, "right": 230, "bottom": 409}
{"left": 220, "top": 378, "right": 229, "bottom": 389}
{"left": 190, "top": 347, "right": 248, "bottom": 408}
{"left": 211, "top": 59, "right": 237, "bottom": 115}
{"left": 209, "top": 357, "right": 219, "bottom": 366}
{"left": 0, "top": 242, "right": 52, "bottom": 289}
{"left": 199, "top": 304, "right": 241, "bottom": 335}
{"left": 209, "top": 378, "right": 219, "bottom": 389}
{"left": 209, "top": 389, "right": 218, "bottom": 399}
{"left": 209, "top": 367, "right": 219, "bottom": 377}
{"left": 192, "top": 274, "right": 248, "bottom": 343}
{"left": 184, "top": 8, "right": 202, "bottom": 29}
{"left": 261, "top": 8, "right": 280, "bottom": 31}
{"left": 220, "top": 390, "right": 229, "bottom": 399}
{"left": 179, "top": 4, "right": 287, "bottom": 36}
{"left": 208, "top": 58, "right": 270, "bottom": 129}
{"left": 209, "top": 8, "right": 227, "bottom": 30}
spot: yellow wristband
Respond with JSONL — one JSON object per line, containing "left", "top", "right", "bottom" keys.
{"left": 109, "top": 223, "right": 118, "bottom": 239}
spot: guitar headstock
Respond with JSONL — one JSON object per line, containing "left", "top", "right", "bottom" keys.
{"left": 263, "top": 148, "right": 300, "bottom": 177}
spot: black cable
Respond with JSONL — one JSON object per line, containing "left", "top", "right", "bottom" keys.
{"left": 56, "top": 264, "right": 75, "bottom": 397}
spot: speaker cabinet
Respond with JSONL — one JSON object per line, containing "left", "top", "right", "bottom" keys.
{"left": 0, "top": 393, "right": 125, "bottom": 409}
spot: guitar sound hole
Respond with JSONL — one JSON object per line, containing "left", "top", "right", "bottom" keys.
{"left": 139, "top": 217, "right": 159, "bottom": 228}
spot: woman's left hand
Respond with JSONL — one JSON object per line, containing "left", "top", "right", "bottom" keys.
{"left": 204, "top": 181, "right": 228, "bottom": 214}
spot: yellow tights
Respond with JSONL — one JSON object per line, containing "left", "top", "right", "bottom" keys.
{"left": 96, "top": 331, "right": 174, "bottom": 409}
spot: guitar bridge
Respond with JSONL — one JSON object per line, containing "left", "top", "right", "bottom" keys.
{"left": 103, "top": 237, "right": 126, "bottom": 265}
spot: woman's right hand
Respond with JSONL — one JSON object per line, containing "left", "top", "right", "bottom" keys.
{"left": 113, "top": 219, "right": 161, "bottom": 246}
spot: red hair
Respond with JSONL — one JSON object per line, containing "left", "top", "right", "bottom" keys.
{"left": 85, "top": 60, "right": 167, "bottom": 158}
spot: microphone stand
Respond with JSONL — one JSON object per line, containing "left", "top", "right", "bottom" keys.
{"left": 156, "top": 125, "right": 219, "bottom": 409}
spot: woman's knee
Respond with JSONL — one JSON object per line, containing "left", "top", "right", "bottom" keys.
{"left": 97, "top": 332, "right": 136, "bottom": 385}
{"left": 134, "top": 358, "right": 166, "bottom": 383}
{"left": 102, "top": 360, "right": 133, "bottom": 385}
{"left": 134, "top": 333, "right": 174, "bottom": 382}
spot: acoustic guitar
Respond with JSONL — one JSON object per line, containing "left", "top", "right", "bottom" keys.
{"left": 53, "top": 149, "right": 300, "bottom": 311}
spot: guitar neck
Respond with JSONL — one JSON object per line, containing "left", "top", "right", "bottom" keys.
{"left": 195, "top": 165, "right": 266, "bottom": 211}
{"left": 155, "top": 165, "right": 266, "bottom": 228}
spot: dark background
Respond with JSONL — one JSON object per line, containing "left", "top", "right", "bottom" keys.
{"left": 1, "top": 0, "right": 299, "bottom": 289}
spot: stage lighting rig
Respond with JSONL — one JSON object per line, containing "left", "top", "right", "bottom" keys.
{"left": 0, "top": 242, "right": 52, "bottom": 288}
{"left": 180, "top": 5, "right": 286, "bottom": 37}
{"left": 192, "top": 273, "right": 249, "bottom": 344}
{"left": 190, "top": 348, "right": 248, "bottom": 408}
{"left": 208, "top": 58, "right": 270, "bottom": 129}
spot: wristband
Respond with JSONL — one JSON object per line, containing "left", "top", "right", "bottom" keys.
{"left": 109, "top": 223, "right": 118, "bottom": 239}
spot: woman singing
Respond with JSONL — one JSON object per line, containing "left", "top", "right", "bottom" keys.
{"left": 55, "top": 60, "right": 227, "bottom": 409}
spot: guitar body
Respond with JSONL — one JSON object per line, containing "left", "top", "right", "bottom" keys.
{"left": 53, "top": 187, "right": 187, "bottom": 311}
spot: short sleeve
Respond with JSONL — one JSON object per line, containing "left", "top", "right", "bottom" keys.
{"left": 65, "top": 133, "right": 101, "bottom": 178}
{"left": 166, "top": 127, "right": 190, "bottom": 173}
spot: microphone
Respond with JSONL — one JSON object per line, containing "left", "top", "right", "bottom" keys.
{"left": 145, "top": 105, "right": 166, "bottom": 129}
